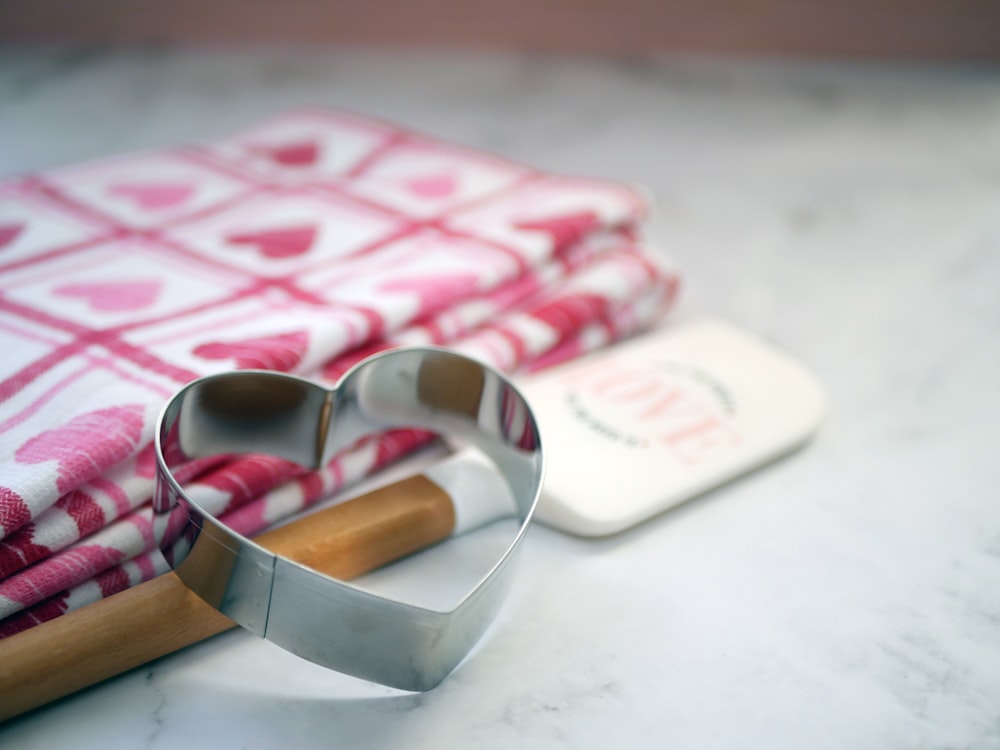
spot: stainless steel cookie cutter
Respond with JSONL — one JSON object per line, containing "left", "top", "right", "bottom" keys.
{"left": 153, "top": 347, "right": 543, "bottom": 691}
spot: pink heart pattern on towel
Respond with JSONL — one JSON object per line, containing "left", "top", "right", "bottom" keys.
{"left": 0, "top": 543, "right": 126, "bottom": 609}
{"left": 0, "top": 109, "right": 677, "bottom": 637}
{"left": 0, "top": 222, "right": 26, "bottom": 250}
{"left": 53, "top": 280, "right": 162, "bottom": 312}
{"left": 379, "top": 273, "right": 481, "bottom": 318}
{"left": 0, "top": 489, "right": 31, "bottom": 538}
{"left": 403, "top": 172, "right": 458, "bottom": 199}
{"left": 225, "top": 225, "right": 318, "bottom": 259}
{"left": 107, "top": 182, "right": 196, "bottom": 211}
{"left": 253, "top": 140, "right": 320, "bottom": 168}
{"left": 193, "top": 330, "right": 310, "bottom": 371}
{"left": 14, "top": 406, "right": 147, "bottom": 494}
{"left": 513, "top": 210, "right": 602, "bottom": 254}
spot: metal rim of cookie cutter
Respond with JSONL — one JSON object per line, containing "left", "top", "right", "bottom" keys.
{"left": 152, "top": 347, "right": 544, "bottom": 691}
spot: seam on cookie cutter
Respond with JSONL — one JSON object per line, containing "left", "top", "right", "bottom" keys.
{"left": 153, "top": 347, "right": 544, "bottom": 691}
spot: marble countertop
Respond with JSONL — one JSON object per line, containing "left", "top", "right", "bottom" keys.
{"left": 1, "top": 46, "right": 999, "bottom": 749}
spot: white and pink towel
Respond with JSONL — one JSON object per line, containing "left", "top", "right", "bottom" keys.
{"left": 0, "top": 109, "right": 679, "bottom": 636}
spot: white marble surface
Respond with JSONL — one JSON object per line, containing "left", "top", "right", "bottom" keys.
{"left": 1, "top": 46, "right": 999, "bottom": 748}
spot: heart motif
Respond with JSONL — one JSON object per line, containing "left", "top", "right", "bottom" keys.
{"left": 253, "top": 140, "right": 320, "bottom": 167}
{"left": 513, "top": 210, "right": 601, "bottom": 253}
{"left": 15, "top": 405, "right": 147, "bottom": 494}
{"left": 153, "top": 349, "right": 543, "bottom": 692}
{"left": 193, "top": 330, "right": 310, "bottom": 371}
{"left": 61, "top": 489, "right": 105, "bottom": 540}
{"left": 54, "top": 280, "right": 162, "bottom": 312}
{"left": 379, "top": 273, "right": 481, "bottom": 318}
{"left": 0, "top": 222, "right": 26, "bottom": 249}
{"left": 532, "top": 293, "right": 607, "bottom": 336}
{"left": 1, "top": 593, "right": 71, "bottom": 637}
{"left": 0, "top": 544, "right": 126, "bottom": 611}
{"left": 403, "top": 172, "right": 459, "bottom": 199}
{"left": 225, "top": 225, "right": 317, "bottom": 259}
{"left": 0, "top": 519, "right": 54, "bottom": 581}
{"left": 107, "top": 182, "right": 196, "bottom": 211}
{"left": 0, "top": 487, "right": 31, "bottom": 538}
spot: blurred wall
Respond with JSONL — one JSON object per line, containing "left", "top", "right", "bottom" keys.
{"left": 1, "top": 0, "right": 998, "bottom": 59}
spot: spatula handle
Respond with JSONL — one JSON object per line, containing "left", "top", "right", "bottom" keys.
{"left": 0, "top": 474, "right": 454, "bottom": 721}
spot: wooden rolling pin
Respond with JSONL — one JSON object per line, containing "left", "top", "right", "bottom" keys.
{"left": 0, "top": 474, "right": 455, "bottom": 722}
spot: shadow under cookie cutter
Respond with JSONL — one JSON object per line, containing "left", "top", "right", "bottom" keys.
{"left": 153, "top": 347, "right": 544, "bottom": 691}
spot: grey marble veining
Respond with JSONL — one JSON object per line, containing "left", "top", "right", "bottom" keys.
{"left": 1, "top": 45, "right": 999, "bottom": 749}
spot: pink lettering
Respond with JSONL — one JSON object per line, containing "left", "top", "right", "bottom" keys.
{"left": 659, "top": 417, "right": 740, "bottom": 465}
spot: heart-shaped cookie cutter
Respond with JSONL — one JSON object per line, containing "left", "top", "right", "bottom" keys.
{"left": 153, "top": 347, "right": 543, "bottom": 691}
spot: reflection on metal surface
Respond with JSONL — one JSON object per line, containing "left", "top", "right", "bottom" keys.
{"left": 153, "top": 348, "right": 543, "bottom": 691}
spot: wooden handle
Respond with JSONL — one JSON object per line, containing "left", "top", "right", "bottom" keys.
{"left": 0, "top": 475, "right": 454, "bottom": 721}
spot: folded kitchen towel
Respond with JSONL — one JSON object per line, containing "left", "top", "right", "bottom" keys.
{"left": 0, "top": 109, "right": 679, "bottom": 635}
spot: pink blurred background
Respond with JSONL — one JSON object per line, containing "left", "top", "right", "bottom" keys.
{"left": 2, "top": 0, "right": 999, "bottom": 60}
